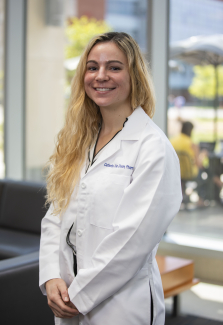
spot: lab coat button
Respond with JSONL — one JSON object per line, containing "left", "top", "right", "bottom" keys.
{"left": 81, "top": 183, "right": 86, "bottom": 189}
{"left": 77, "top": 229, "right": 82, "bottom": 237}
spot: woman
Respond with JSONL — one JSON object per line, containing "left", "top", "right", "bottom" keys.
{"left": 39, "top": 32, "right": 182, "bottom": 325}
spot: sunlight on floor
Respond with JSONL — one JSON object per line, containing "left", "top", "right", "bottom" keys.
{"left": 191, "top": 282, "right": 223, "bottom": 303}
{"left": 165, "top": 282, "right": 223, "bottom": 322}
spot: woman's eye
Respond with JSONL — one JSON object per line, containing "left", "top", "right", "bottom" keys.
{"left": 110, "top": 66, "right": 121, "bottom": 71}
{"left": 87, "top": 66, "right": 97, "bottom": 71}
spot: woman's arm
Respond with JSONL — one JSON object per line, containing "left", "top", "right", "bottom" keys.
{"left": 39, "top": 205, "right": 80, "bottom": 318}
{"left": 68, "top": 131, "right": 182, "bottom": 315}
{"left": 39, "top": 204, "right": 62, "bottom": 294}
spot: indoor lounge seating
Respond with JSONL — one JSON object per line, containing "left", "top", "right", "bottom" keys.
{"left": 0, "top": 179, "right": 47, "bottom": 260}
{"left": 0, "top": 251, "right": 54, "bottom": 324}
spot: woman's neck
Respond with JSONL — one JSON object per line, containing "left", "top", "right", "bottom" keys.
{"left": 99, "top": 103, "right": 133, "bottom": 135}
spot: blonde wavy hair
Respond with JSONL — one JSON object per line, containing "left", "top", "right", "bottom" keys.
{"left": 46, "top": 32, "right": 156, "bottom": 216}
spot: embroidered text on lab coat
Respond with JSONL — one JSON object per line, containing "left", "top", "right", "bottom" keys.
{"left": 104, "top": 163, "right": 134, "bottom": 170}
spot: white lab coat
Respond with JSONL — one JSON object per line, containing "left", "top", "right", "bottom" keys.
{"left": 39, "top": 106, "right": 182, "bottom": 325}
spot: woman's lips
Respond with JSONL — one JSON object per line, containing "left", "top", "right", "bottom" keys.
{"left": 94, "top": 87, "right": 116, "bottom": 92}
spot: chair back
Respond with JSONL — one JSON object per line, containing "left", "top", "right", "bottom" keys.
{"left": 0, "top": 180, "right": 47, "bottom": 234}
{"left": 199, "top": 141, "right": 216, "bottom": 153}
{"left": 176, "top": 151, "right": 194, "bottom": 180}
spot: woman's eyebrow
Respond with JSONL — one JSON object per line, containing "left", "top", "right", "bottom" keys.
{"left": 106, "top": 60, "right": 124, "bottom": 65}
{"left": 86, "top": 60, "right": 124, "bottom": 65}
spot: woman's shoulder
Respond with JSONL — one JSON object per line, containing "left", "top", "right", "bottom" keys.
{"left": 136, "top": 117, "right": 179, "bottom": 168}
{"left": 126, "top": 107, "right": 178, "bottom": 161}
{"left": 142, "top": 118, "right": 174, "bottom": 149}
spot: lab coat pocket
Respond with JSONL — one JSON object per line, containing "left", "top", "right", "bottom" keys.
{"left": 90, "top": 172, "right": 131, "bottom": 229}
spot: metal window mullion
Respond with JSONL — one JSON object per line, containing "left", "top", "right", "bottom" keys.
{"left": 147, "top": 0, "right": 169, "bottom": 134}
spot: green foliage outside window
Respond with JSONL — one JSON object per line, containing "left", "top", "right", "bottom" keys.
{"left": 189, "top": 65, "right": 223, "bottom": 100}
{"left": 65, "top": 16, "right": 111, "bottom": 59}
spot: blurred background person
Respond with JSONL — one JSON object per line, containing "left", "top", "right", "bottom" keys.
{"left": 171, "top": 121, "right": 223, "bottom": 209}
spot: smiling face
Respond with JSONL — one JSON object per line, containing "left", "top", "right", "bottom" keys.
{"left": 84, "top": 42, "right": 131, "bottom": 111}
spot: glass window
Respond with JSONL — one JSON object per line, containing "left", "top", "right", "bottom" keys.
{"left": 107, "top": 0, "right": 138, "bottom": 16}
{"left": 105, "top": 0, "right": 148, "bottom": 52}
{"left": 168, "top": 0, "right": 223, "bottom": 240}
{"left": 0, "top": 0, "right": 4, "bottom": 178}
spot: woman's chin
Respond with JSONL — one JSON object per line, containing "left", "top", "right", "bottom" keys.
{"left": 94, "top": 101, "right": 114, "bottom": 108}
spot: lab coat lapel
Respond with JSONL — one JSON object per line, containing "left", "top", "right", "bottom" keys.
{"left": 81, "top": 139, "right": 121, "bottom": 178}
{"left": 80, "top": 106, "right": 149, "bottom": 179}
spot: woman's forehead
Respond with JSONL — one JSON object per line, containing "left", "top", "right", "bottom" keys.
{"left": 87, "top": 42, "right": 127, "bottom": 64}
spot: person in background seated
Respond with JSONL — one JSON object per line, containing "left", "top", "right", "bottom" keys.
{"left": 171, "top": 122, "right": 200, "bottom": 178}
{"left": 171, "top": 121, "right": 223, "bottom": 208}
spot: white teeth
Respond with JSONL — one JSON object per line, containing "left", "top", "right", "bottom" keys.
{"left": 95, "top": 88, "right": 113, "bottom": 91}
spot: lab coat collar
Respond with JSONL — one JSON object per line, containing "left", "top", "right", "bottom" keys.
{"left": 120, "top": 106, "right": 149, "bottom": 140}
{"left": 81, "top": 106, "right": 149, "bottom": 178}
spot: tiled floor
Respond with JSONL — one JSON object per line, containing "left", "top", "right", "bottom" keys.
{"left": 165, "top": 282, "right": 223, "bottom": 322}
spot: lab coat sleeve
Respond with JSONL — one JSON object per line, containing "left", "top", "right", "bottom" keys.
{"left": 68, "top": 130, "right": 182, "bottom": 314}
{"left": 39, "top": 204, "right": 62, "bottom": 295}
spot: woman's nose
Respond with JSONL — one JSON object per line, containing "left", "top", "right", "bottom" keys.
{"left": 95, "top": 67, "right": 109, "bottom": 81}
